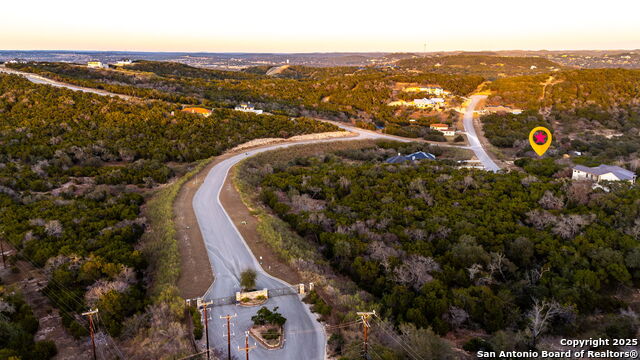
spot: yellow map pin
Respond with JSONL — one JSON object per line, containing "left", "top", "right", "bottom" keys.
{"left": 529, "top": 126, "right": 552, "bottom": 156}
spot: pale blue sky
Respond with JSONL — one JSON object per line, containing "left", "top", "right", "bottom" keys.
{"left": 2, "top": 0, "right": 639, "bottom": 52}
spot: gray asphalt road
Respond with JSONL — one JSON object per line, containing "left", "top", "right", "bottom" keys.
{"left": 0, "top": 65, "right": 132, "bottom": 100}
{"left": 3, "top": 67, "right": 497, "bottom": 357}
{"left": 192, "top": 97, "right": 490, "bottom": 359}
{"left": 192, "top": 130, "right": 416, "bottom": 360}
{"left": 463, "top": 95, "right": 501, "bottom": 172}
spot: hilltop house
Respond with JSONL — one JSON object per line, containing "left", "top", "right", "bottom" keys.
{"left": 429, "top": 123, "right": 455, "bottom": 136}
{"left": 385, "top": 151, "right": 436, "bottom": 164}
{"left": 114, "top": 59, "right": 133, "bottom": 67}
{"left": 572, "top": 165, "right": 636, "bottom": 183}
{"left": 234, "top": 103, "right": 263, "bottom": 115}
{"left": 87, "top": 61, "right": 105, "bottom": 69}
{"left": 404, "top": 86, "right": 449, "bottom": 96}
{"left": 413, "top": 98, "right": 445, "bottom": 109}
{"left": 430, "top": 124, "right": 449, "bottom": 131}
{"left": 182, "top": 107, "right": 212, "bottom": 117}
{"left": 388, "top": 98, "right": 444, "bottom": 110}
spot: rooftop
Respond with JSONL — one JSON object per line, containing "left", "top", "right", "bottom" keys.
{"left": 574, "top": 164, "right": 636, "bottom": 180}
{"left": 182, "top": 107, "right": 212, "bottom": 114}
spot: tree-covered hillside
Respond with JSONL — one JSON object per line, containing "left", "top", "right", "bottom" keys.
{"left": 396, "top": 55, "right": 561, "bottom": 79}
{"left": 483, "top": 69, "right": 640, "bottom": 166}
{"left": 7, "top": 62, "right": 484, "bottom": 128}
{"left": 252, "top": 146, "right": 640, "bottom": 350}
{"left": 0, "top": 73, "right": 337, "bottom": 357}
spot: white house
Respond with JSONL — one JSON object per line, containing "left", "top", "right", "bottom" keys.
{"left": 114, "top": 59, "right": 133, "bottom": 67}
{"left": 572, "top": 165, "right": 636, "bottom": 183}
{"left": 87, "top": 61, "right": 105, "bottom": 69}
{"left": 234, "top": 103, "right": 263, "bottom": 115}
{"left": 404, "top": 86, "right": 449, "bottom": 96}
{"left": 413, "top": 97, "right": 445, "bottom": 109}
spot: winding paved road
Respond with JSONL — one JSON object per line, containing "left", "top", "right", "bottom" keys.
{"left": 0, "top": 65, "right": 132, "bottom": 100}
{"left": 192, "top": 129, "right": 439, "bottom": 360}
{"left": 2, "top": 66, "right": 499, "bottom": 358}
{"left": 463, "top": 95, "right": 501, "bottom": 172}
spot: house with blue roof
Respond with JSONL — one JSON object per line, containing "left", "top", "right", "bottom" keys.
{"left": 385, "top": 151, "right": 436, "bottom": 164}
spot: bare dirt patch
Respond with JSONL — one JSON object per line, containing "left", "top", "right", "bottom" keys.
{"left": 174, "top": 160, "right": 219, "bottom": 299}
{"left": 219, "top": 175, "right": 301, "bottom": 285}
{"left": 174, "top": 132, "right": 355, "bottom": 298}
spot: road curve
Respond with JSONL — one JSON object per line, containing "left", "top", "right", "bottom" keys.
{"left": 0, "top": 65, "right": 132, "bottom": 100}
{"left": 2, "top": 67, "right": 498, "bottom": 357}
{"left": 192, "top": 128, "right": 438, "bottom": 360}
{"left": 463, "top": 95, "right": 501, "bottom": 172}
{"left": 192, "top": 99, "right": 489, "bottom": 358}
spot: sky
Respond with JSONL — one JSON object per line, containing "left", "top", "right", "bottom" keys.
{"left": 2, "top": 0, "right": 640, "bottom": 53}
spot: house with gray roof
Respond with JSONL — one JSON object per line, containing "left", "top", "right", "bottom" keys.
{"left": 385, "top": 152, "right": 436, "bottom": 164}
{"left": 572, "top": 164, "right": 636, "bottom": 183}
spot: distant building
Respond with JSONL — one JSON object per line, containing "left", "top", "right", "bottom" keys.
{"left": 430, "top": 123, "right": 455, "bottom": 136}
{"left": 388, "top": 100, "right": 410, "bottom": 107}
{"left": 482, "top": 106, "right": 523, "bottom": 115}
{"left": 430, "top": 124, "right": 449, "bottom": 131}
{"left": 114, "top": 59, "right": 132, "bottom": 67}
{"left": 182, "top": 107, "right": 212, "bottom": 117}
{"left": 406, "top": 151, "right": 436, "bottom": 161}
{"left": 572, "top": 165, "right": 636, "bottom": 183}
{"left": 385, "top": 154, "right": 409, "bottom": 164}
{"left": 234, "top": 103, "right": 263, "bottom": 115}
{"left": 385, "top": 152, "right": 436, "bottom": 164}
{"left": 404, "top": 86, "right": 449, "bottom": 96}
{"left": 413, "top": 97, "right": 445, "bottom": 109}
{"left": 87, "top": 61, "right": 105, "bottom": 69}
{"left": 6, "top": 59, "right": 27, "bottom": 64}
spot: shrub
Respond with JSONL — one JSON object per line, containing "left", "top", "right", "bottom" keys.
{"left": 33, "top": 340, "right": 57, "bottom": 359}
{"left": 251, "top": 306, "right": 286, "bottom": 327}
{"left": 240, "top": 269, "right": 257, "bottom": 291}
{"left": 190, "top": 306, "right": 203, "bottom": 340}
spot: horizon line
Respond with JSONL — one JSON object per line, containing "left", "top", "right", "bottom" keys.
{"left": 1, "top": 48, "right": 639, "bottom": 55}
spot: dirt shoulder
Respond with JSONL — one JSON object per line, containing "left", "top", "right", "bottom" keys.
{"left": 472, "top": 112, "right": 515, "bottom": 170}
{"left": 174, "top": 132, "right": 354, "bottom": 298}
{"left": 220, "top": 171, "right": 301, "bottom": 285}
{"left": 174, "top": 158, "right": 218, "bottom": 299}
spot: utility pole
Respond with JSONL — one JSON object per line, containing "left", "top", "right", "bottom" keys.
{"left": 220, "top": 313, "right": 237, "bottom": 360}
{"left": 357, "top": 311, "right": 376, "bottom": 358}
{"left": 237, "top": 331, "right": 255, "bottom": 360}
{"left": 200, "top": 300, "right": 213, "bottom": 360}
{"left": 82, "top": 309, "right": 99, "bottom": 360}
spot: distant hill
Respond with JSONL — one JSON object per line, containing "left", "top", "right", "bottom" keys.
{"left": 126, "top": 61, "right": 260, "bottom": 80}
{"left": 395, "top": 55, "right": 561, "bottom": 79}
{"left": 483, "top": 68, "right": 640, "bottom": 164}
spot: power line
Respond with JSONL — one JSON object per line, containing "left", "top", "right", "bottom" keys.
{"left": 8, "top": 249, "right": 125, "bottom": 358}
{"left": 220, "top": 313, "right": 237, "bottom": 360}
{"left": 82, "top": 309, "right": 99, "bottom": 360}
{"left": 371, "top": 315, "right": 425, "bottom": 360}
{"left": 237, "top": 331, "right": 256, "bottom": 360}
{"left": 357, "top": 311, "right": 376, "bottom": 358}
